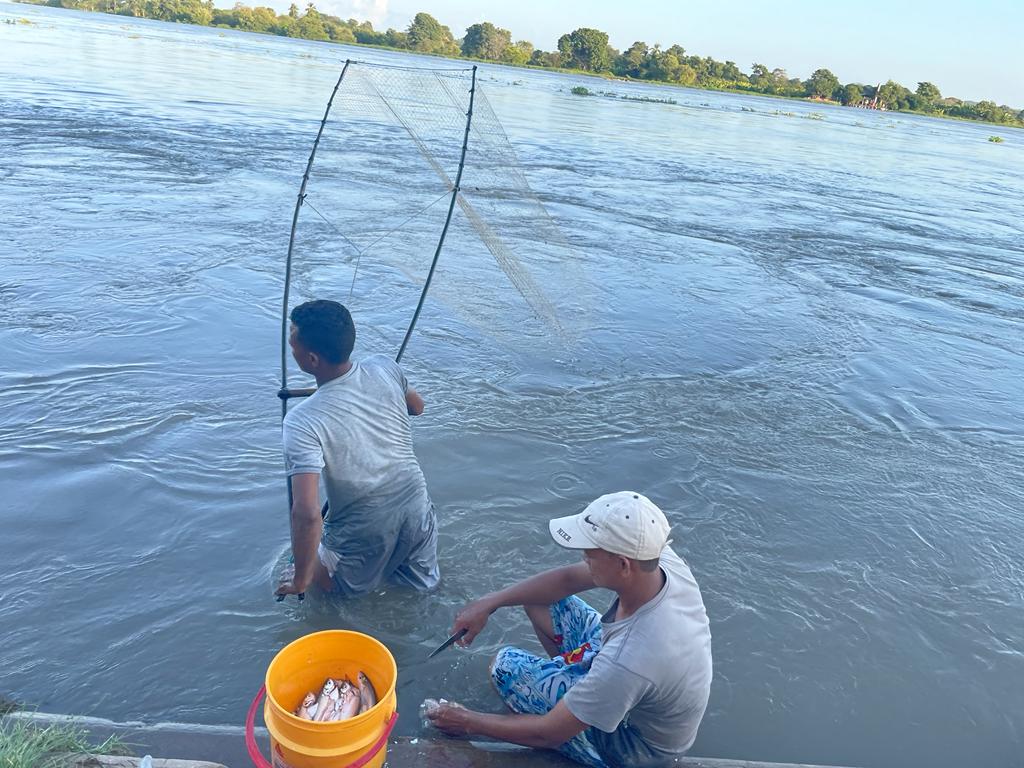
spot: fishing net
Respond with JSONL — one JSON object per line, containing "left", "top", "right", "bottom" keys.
{"left": 285, "top": 60, "right": 588, "bottom": 363}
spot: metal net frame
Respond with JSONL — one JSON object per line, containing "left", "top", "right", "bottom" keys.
{"left": 279, "top": 59, "right": 584, "bottom": 410}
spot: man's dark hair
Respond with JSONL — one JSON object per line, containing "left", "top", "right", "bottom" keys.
{"left": 290, "top": 300, "right": 355, "bottom": 365}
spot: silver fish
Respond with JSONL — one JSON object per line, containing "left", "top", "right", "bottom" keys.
{"left": 337, "top": 682, "right": 361, "bottom": 720}
{"left": 313, "top": 678, "right": 337, "bottom": 722}
{"left": 294, "top": 691, "right": 317, "bottom": 720}
{"left": 357, "top": 671, "right": 377, "bottom": 714}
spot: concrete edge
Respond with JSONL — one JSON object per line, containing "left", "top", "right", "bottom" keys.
{"left": 5, "top": 711, "right": 859, "bottom": 768}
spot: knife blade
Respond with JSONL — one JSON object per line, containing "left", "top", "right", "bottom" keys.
{"left": 428, "top": 628, "right": 468, "bottom": 659}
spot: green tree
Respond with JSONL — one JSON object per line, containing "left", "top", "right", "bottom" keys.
{"left": 647, "top": 47, "right": 677, "bottom": 81}
{"left": 351, "top": 19, "right": 385, "bottom": 44}
{"left": 273, "top": 14, "right": 294, "bottom": 35}
{"left": 675, "top": 64, "right": 697, "bottom": 86}
{"left": 119, "top": 0, "right": 148, "bottom": 16}
{"left": 750, "top": 63, "right": 770, "bottom": 90}
{"left": 770, "top": 67, "right": 789, "bottom": 94}
{"left": 915, "top": 81, "right": 941, "bottom": 111}
{"left": 529, "top": 49, "right": 562, "bottom": 68}
{"left": 807, "top": 67, "right": 840, "bottom": 98}
{"left": 916, "top": 81, "right": 941, "bottom": 101}
{"left": 877, "top": 79, "right": 911, "bottom": 110}
{"left": 149, "top": 0, "right": 213, "bottom": 25}
{"left": 461, "top": 21, "right": 511, "bottom": 60}
{"left": 974, "top": 100, "right": 1006, "bottom": 122}
{"left": 324, "top": 19, "right": 355, "bottom": 43}
{"left": 556, "top": 27, "right": 612, "bottom": 71}
{"left": 239, "top": 5, "right": 274, "bottom": 31}
{"left": 384, "top": 27, "right": 408, "bottom": 48}
{"left": 407, "top": 12, "right": 457, "bottom": 55}
{"left": 719, "top": 60, "right": 743, "bottom": 83}
{"left": 839, "top": 83, "right": 863, "bottom": 105}
{"left": 211, "top": 5, "right": 237, "bottom": 26}
{"left": 290, "top": 3, "right": 327, "bottom": 40}
{"left": 501, "top": 40, "right": 534, "bottom": 66}
{"left": 614, "top": 41, "right": 648, "bottom": 78}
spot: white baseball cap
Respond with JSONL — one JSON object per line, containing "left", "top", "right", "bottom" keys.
{"left": 549, "top": 491, "right": 672, "bottom": 560}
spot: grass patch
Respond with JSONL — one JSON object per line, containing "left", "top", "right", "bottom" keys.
{"left": 989, "top": 135, "right": 1004, "bottom": 143}
{"left": 570, "top": 86, "right": 592, "bottom": 96}
{"left": 0, "top": 718, "right": 131, "bottom": 768}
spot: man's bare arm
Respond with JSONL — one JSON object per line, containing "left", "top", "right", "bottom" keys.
{"left": 428, "top": 699, "right": 588, "bottom": 749}
{"left": 452, "top": 562, "right": 596, "bottom": 645}
{"left": 276, "top": 473, "right": 321, "bottom": 594}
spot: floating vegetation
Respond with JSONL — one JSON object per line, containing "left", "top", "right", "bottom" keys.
{"left": 772, "top": 110, "right": 797, "bottom": 117}
{"left": 3, "top": 17, "right": 34, "bottom": 24}
{"left": 803, "top": 112, "right": 825, "bottom": 120}
{"left": 570, "top": 86, "right": 675, "bottom": 106}
{"left": 988, "top": 135, "right": 1004, "bottom": 143}
{"left": 740, "top": 106, "right": 756, "bottom": 112}
{"left": 621, "top": 95, "right": 677, "bottom": 105}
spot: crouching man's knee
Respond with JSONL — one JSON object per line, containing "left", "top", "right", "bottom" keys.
{"left": 490, "top": 646, "right": 514, "bottom": 682}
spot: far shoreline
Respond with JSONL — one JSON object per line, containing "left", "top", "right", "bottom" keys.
{"left": 7, "top": 0, "right": 1022, "bottom": 135}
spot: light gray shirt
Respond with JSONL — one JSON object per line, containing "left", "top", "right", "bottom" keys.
{"left": 564, "top": 548, "right": 713, "bottom": 767}
{"left": 281, "top": 354, "right": 436, "bottom": 594}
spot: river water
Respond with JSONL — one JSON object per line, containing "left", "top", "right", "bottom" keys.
{"left": 2, "top": 5, "right": 1022, "bottom": 767}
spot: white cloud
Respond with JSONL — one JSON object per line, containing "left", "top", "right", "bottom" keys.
{"left": 316, "top": 0, "right": 390, "bottom": 27}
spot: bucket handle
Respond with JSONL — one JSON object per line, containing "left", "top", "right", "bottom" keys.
{"left": 245, "top": 684, "right": 399, "bottom": 768}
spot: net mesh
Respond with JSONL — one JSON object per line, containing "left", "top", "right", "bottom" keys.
{"left": 288, "top": 61, "right": 587, "bottom": 356}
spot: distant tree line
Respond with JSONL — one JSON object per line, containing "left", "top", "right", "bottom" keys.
{"left": 19, "top": 0, "right": 1024, "bottom": 128}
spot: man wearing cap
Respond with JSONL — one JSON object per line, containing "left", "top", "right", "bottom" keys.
{"left": 426, "top": 491, "right": 712, "bottom": 767}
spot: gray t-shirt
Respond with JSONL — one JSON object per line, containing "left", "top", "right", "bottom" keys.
{"left": 564, "top": 548, "right": 713, "bottom": 767}
{"left": 281, "top": 354, "right": 437, "bottom": 594}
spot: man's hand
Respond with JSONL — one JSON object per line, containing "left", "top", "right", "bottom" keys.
{"left": 275, "top": 562, "right": 308, "bottom": 598}
{"left": 425, "top": 701, "right": 471, "bottom": 736}
{"left": 426, "top": 699, "right": 588, "bottom": 749}
{"left": 452, "top": 597, "right": 496, "bottom": 647}
{"left": 275, "top": 580, "right": 307, "bottom": 597}
{"left": 406, "top": 386, "right": 424, "bottom": 416}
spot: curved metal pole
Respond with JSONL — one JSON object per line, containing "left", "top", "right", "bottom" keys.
{"left": 395, "top": 65, "right": 477, "bottom": 364}
{"left": 279, "top": 60, "right": 351, "bottom": 518}
{"left": 280, "top": 60, "right": 352, "bottom": 418}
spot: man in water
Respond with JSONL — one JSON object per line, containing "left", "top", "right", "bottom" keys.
{"left": 274, "top": 299, "right": 439, "bottom": 598}
{"left": 426, "top": 491, "right": 711, "bottom": 767}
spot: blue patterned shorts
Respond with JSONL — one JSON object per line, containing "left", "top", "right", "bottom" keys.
{"left": 490, "top": 596, "right": 606, "bottom": 767}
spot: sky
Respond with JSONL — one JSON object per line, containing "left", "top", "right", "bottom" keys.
{"left": 287, "top": 0, "right": 1024, "bottom": 107}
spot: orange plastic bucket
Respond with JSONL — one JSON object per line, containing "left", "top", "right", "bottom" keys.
{"left": 245, "top": 630, "right": 398, "bottom": 768}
